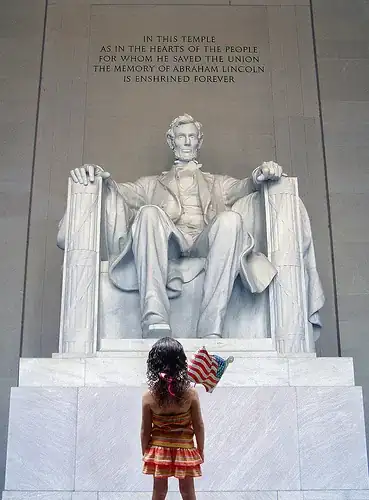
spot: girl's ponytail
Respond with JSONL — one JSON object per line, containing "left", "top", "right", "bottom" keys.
{"left": 159, "top": 372, "right": 175, "bottom": 397}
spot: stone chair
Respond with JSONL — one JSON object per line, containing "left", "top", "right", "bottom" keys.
{"left": 58, "top": 176, "right": 318, "bottom": 355}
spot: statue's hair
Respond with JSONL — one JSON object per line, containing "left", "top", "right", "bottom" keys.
{"left": 166, "top": 113, "right": 203, "bottom": 150}
{"left": 147, "top": 337, "right": 191, "bottom": 407}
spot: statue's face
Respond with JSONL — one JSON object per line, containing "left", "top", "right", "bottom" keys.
{"left": 172, "top": 122, "right": 200, "bottom": 162}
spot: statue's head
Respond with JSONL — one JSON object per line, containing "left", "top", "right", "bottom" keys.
{"left": 166, "top": 114, "right": 203, "bottom": 163}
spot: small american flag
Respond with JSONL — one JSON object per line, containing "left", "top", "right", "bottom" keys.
{"left": 187, "top": 346, "right": 234, "bottom": 393}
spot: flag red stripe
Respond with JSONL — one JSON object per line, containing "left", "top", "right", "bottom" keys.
{"left": 190, "top": 357, "right": 212, "bottom": 375}
{"left": 193, "top": 352, "right": 212, "bottom": 369}
{"left": 189, "top": 365, "right": 208, "bottom": 380}
{"left": 188, "top": 364, "right": 209, "bottom": 382}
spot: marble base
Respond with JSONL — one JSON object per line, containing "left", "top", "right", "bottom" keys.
{"left": 4, "top": 386, "right": 368, "bottom": 493}
{"left": 2, "top": 494, "right": 98, "bottom": 500}
{"left": 3, "top": 493, "right": 369, "bottom": 500}
{"left": 98, "top": 338, "right": 275, "bottom": 352}
{"left": 5, "top": 388, "right": 77, "bottom": 491}
{"left": 4, "top": 352, "right": 368, "bottom": 497}
{"left": 19, "top": 357, "right": 354, "bottom": 388}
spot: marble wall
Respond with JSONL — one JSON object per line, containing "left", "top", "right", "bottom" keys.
{"left": 311, "top": 0, "right": 369, "bottom": 449}
{"left": 4, "top": 387, "right": 369, "bottom": 493}
{"left": 0, "top": 0, "right": 46, "bottom": 490}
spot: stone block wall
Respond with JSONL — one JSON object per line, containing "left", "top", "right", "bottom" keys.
{"left": 311, "top": 0, "right": 369, "bottom": 441}
{"left": 0, "top": 0, "right": 46, "bottom": 489}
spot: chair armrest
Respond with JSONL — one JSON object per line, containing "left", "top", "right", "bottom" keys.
{"left": 263, "top": 177, "right": 312, "bottom": 353}
{"left": 59, "top": 177, "right": 103, "bottom": 354}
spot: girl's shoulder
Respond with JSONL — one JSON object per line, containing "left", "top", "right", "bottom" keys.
{"left": 142, "top": 388, "right": 199, "bottom": 413}
{"left": 142, "top": 389, "right": 154, "bottom": 405}
{"left": 186, "top": 387, "right": 200, "bottom": 404}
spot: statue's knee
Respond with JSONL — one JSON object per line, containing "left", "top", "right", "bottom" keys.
{"left": 137, "top": 204, "right": 162, "bottom": 221}
{"left": 216, "top": 211, "right": 242, "bottom": 230}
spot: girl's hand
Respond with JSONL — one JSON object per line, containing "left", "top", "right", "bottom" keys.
{"left": 199, "top": 449, "right": 204, "bottom": 462}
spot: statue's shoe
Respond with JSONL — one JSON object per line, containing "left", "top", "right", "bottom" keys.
{"left": 201, "top": 333, "right": 222, "bottom": 339}
{"left": 144, "top": 323, "right": 172, "bottom": 339}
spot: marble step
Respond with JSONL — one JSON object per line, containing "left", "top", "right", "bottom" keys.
{"left": 52, "top": 338, "right": 283, "bottom": 357}
{"left": 3, "top": 491, "right": 369, "bottom": 500}
{"left": 99, "top": 337, "right": 276, "bottom": 352}
{"left": 19, "top": 356, "right": 355, "bottom": 388}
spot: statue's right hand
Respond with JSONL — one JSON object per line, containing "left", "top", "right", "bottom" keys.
{"left": 70, "top": 164, "right": 111, "bottom": 185}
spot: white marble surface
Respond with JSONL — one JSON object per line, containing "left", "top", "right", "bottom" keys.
{"left": 264, "top": 177, "right": 314, "bottom": 353}
{"left": 19, "top": 358, "right": 85, "bottom": 387}
{"left": 217, "top": 357, "right": 289, "bottom": 386}
{"left": 74, "top": 386, "right": 299, "bottom": 491}
{"left": 297, "top": 387, "right": 369, "bottom": 489}
{"left": 2, "top": 494, "right": 72, "bottom": 500}
{"left": 84, "top": 357, "right": 289, "bottom": 387}
{"left": 98, "top": 495, "right": 152, "bottom": 500}
{"left": 5, "top": 383, "right": 369, "bottom": 495}
{"left": 303, "top": 493, "right": 369, "bottom": 500}
{"left": 93, "top": 350, "right": 294, "bottom": 358}
{"left": 97, "top": 350, "right": 283, "bottom": 359}
{"left": 278, "top": 493, "right": 303, "bottom": 500}
{"left": 196, "top": 387, "right": 300, "bottom": 491}
{"left": 3, "top": 492, "right": 369, "bottom": 500}
{"left": 72, "top": 494, "right": 98, "bottom": 500}
{"left": 74, "top": 387, "right": 152, "bottom": 492}
{"left": 24, "top": 354, "right": 366, "bottom": 389}
{"left": 278, "top": 493, "right": 369, "bottom": 500}
{"left": 99, "top": 338, "right": 275, "bottom": 352}
{"left": 1, "top": 495, "right": 99, "bottom": 500}
{"left": 5, "top": 388, "right": 77, "bottom": 491}
{"left": 100, "top": 494, "right": 277, "bottom": 500}
{"left": 19, "top": 356, "right": 360, "bottom": 388}
{"left": 59, "top": 177, "right": 102, "bottom": 354}
{"left": 288, "top": 358, "right": 355, "bottom": 386}
{"left": 178, "top": 495, "right": 276, "bottom": 500}
{"left": 84, "top": 358, "right": 147, "bottom": 387}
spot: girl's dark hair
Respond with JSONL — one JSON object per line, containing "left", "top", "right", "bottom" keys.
{"left": 147, "top": 337, "right": 190, "bottom": 407}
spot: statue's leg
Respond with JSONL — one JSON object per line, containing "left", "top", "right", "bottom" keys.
{"left": 194, "top": 211, "right": 243, "bottom": 338}
{"left": 131, "top": 205, "right": 184, "bottom": 337}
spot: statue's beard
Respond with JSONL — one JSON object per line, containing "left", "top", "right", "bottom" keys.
{"left": 174, "top": 149, "right": 198, "bottom": 163}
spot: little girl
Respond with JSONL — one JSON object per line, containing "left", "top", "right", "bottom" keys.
{"left": 141, "top": 337, "right": 205, "bottom": 500}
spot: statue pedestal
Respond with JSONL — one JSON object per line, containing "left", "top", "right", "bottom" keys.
{"left": 2, "top": 346, "right": 369, "bottom": 499}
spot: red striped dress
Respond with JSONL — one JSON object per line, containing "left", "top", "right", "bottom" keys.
{"left": 143, "top": 409, "right": 203, "bottom": 478}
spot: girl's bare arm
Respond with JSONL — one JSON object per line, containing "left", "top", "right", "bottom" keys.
{"left": 190, "top": 389, "right": 205, "bottom": 459}
{"left": 141, "top": 392, "right": 152, "bottom": 455}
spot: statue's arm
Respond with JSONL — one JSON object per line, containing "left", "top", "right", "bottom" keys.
{"left": 56, "top": 172, "right": 148, "bottom": 251}
{"left": 221, "top": 175, "right": 257, "bottom": 207}
{"left": 222, "top": 161, "right": 284, "bottom": 207}
{"left": 113, "top": 178, "right": 148, "bottom": 210}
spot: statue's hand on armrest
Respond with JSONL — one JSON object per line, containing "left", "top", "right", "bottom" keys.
{"left": 70, "top": 164, "right": 111, "bottom": 185}
{"left": 252, "top": 161, "right": 284, "bottom": 184}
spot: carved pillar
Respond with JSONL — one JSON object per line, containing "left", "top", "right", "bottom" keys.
{"left": 263, "top": 177, "right": 313, "bottom": 353}
{"left": 59, "top": 178, "right": 102, "bottom": 354}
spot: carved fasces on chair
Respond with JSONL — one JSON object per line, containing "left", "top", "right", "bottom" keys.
{"left": 59, "top": 177, "right": 102, "bottom": 354}
{"left": 263, "top": 177, "right": 312, "bottom": 354}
